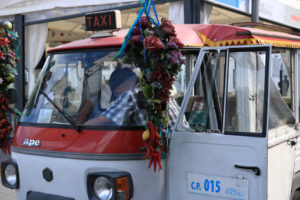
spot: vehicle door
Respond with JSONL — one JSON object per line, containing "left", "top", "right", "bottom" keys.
{"left": 168, "top": 45, "right": 271, "bottom": 200}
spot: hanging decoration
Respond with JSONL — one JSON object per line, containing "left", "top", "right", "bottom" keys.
{"left": 116, "top": 0, "right": 185, "bottom": 171}
{"left": 0, "top": 21, "right": 20, "bottom": 154}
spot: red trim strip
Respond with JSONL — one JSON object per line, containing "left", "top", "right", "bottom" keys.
{"left": 13, "top": 126, "right": 146, "bottom": 154}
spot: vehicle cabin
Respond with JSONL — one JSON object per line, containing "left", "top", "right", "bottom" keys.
{"left": 2, "top": 23, "right": 300, "bottom": 200}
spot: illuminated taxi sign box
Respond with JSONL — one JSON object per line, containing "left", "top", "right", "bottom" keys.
{"left": 85, "top": 10, "right": 121, "bottom": 31}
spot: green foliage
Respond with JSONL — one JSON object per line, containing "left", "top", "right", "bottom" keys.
{"left": 0, "top": 26, "right": 20, "bottom": 114}
{"left": 122, "top": 17, "right": 185, "bottom": 128}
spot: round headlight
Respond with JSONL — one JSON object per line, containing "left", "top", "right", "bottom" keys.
{"left": 93, "top": 176, "right": 113, "bottom": 200}
{"left": 4, "top": 164, "right": 17, "bottom": 186}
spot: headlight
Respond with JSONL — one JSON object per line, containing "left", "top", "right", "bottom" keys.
{"left": 87, "top": 172, "right": 133, "bottom": 200}
{"left": 1, "top": 160, "right": 19, "bottom": 189}
{"left": 93, "top": 177, "right": 113, "bottom": 200}
{"left": 4, "top": 164, "right": 17, "bottom": 185}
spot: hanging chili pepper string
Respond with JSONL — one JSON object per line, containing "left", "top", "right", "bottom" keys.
{"left": 145, "top": 120, "right": 163, "bottom": 172}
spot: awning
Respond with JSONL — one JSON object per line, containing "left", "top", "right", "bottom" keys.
{"left": 0, "top": 0, "right": 138, "bottom": 17}
{"left": 49, "top": 24, "right": 300, "bottom": 53}
{"left": 190, "top": 24, "right": 300, "bottom": 48}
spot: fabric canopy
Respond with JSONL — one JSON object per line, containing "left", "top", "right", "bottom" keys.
{"left": 49, "top": 24, "right": 300, "bottom": 53}
{"left": 0, "top": 0, "right": 137, "bottom": 17}
{"left": 190, "top": 24, "right": 300, "bottom": 48}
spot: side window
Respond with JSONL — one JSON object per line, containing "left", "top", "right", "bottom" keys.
{"left": 179, "top": 47, "right": 275, "bottom": 134}
{"left": 179, "top": 47, "right": 293, "bottom": 133}
{"left": 172, "top": 54, "right": 197, "bottom": 106}
{"left": 225, "top": 51, "right": 266, "bottom": 133}
{"left": 183, "top": 51, "right": 225, "bottom": 131}
{"left": 267, "top": 50, "right": 295, "bottom": 129}
{"left": 271, "top": 50, "right": 292, "bottom": 108}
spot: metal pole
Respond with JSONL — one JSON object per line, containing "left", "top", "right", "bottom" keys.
{"left": 251, "top": 0, "right": 259, "bottom": 22}
{"left": 195, "top": 0, "right": 202, "bottom": 24}
{"left": 184, "top": 0, "right": 202, "bottom": 24}
{"left": 14, "top": 15, "right": 25, "bottom": 111}
{"left": 184, "top": 0, "right": 193, "bottom": 24}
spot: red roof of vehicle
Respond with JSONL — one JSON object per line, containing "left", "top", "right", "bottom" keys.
{"left": 48, "top": 24, "right": 300, "bottom": 53}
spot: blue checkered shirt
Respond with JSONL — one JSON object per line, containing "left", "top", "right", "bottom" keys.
{"left": 102, "top": 87, "right": 181, "bottom": 127}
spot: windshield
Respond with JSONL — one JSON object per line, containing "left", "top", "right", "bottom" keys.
{"left": 21, "top": 50, "right": 140, "bottom": 126}
{"left": 21, "top": 50, "right": 190, "bottom": 127}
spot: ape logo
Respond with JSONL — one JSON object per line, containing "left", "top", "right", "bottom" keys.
{"left": 22, "top": 139, "right": 40, "bottom": 147}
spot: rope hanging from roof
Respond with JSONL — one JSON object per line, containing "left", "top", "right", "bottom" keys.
{"left": 114, "top": 0, "right": 159, "bottom": 59}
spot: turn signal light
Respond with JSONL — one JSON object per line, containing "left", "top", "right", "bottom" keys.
{"left": 115, "top": 176, "right": 130, "bottom": 200}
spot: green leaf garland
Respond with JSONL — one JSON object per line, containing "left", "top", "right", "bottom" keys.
{"left": 0, "top": 22, "right": 20, "bottom": 154}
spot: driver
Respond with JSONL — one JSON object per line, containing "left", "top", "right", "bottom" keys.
{"left": 85, "top": 67, "right": 184, "bottom": 127}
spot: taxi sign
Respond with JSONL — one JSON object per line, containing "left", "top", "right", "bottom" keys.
{"left": 85, "top": 10, "right": 121, "bottom": 31}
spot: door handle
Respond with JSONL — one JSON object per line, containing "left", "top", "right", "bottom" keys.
{"left": 234, "top": 164, "right": 261, "bottom": 176}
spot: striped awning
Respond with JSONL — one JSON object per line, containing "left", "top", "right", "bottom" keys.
{"left": 187, "top": 24, "right": 300, "bottom": 48}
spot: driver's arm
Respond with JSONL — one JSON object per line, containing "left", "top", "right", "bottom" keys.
{"left": 84, "top": 115, "right": 112, "bottom": 125}
{"left": 84, "top": 90, "right": 133, "bottom": 126}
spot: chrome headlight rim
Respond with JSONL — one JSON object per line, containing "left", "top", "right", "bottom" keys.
{"left": 1, "top": 160, "right": 19, "bottom": 189}
{"left": 93, "top": 176, "right": 113, "bottom": 200}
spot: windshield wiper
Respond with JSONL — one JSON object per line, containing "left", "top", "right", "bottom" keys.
{"left": 40, "top": 90, "right": 81, "bottom": 133}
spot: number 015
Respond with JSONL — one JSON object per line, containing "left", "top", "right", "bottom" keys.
{"left": 204, "top": 179, "right": 221, "bottom": 193}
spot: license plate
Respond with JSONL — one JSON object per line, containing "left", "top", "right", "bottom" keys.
{"left": 187, "top": 173, "right": 249, "bottom": 200}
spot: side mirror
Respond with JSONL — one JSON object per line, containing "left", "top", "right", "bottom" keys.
{"left": 7, "top": 88, "right": 17, "bottom": 104}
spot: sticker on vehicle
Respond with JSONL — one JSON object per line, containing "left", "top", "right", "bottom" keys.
{"left": 187, "top": 173, "right": 249, "bottom": 200}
